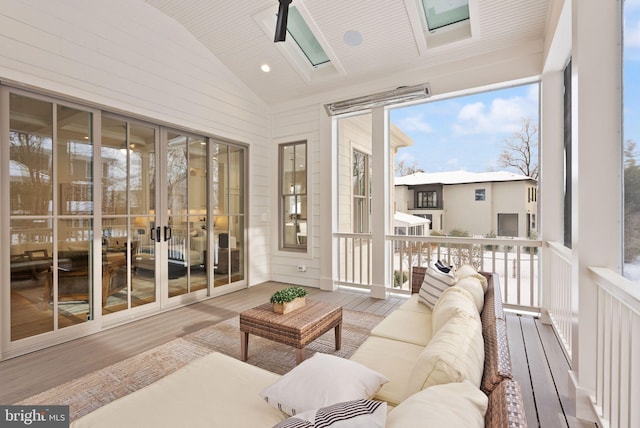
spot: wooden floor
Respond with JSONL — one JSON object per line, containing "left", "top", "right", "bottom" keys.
{"left": 0, "top": 282, "right": 597, "bottom": 427}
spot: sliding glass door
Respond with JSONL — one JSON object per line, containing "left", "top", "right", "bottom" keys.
{"left": 8, "top": 92, "right": 97, "bottom": 340}
{"left": 101, "top": 117, "right": 157, "bottom": 314}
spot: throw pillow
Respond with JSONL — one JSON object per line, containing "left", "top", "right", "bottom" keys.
{"left": 387, "top": 381, "right": 488, "bottom": 428}
{"left": 417, "top": 263, "right": 457, "bottom": 309}
{"left": 259, "top": 353, "right": 389, "bottom": 416}
{"left": 273, "top": 399, "right": 387, "bottom": 428}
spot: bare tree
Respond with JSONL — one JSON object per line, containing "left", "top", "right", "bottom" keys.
{"left": 498, "top": 117, "right": 539, "bottom": 179}
{"left": 395, "top": 159, "right": 424, "bottom": 176}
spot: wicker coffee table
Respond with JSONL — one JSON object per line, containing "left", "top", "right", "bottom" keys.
{"left": 239, "top": 300, "right": 343, "bottom": 365}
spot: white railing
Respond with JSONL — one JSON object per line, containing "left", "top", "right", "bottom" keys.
{"left": 589, "top": 267, "right": 640, "bottom": 428}
{"left": 546, "top": 241, "right": 574, "bottom": 359}
{"left": 335, "top": 233, "right": 542, "bottom": 310}
{"left": 334, "top": 233, "right": 372, "bottom": 290}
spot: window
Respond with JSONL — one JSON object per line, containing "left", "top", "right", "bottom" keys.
{"left": 421, "top": 0, "right": 469, "bottom": 31}
{"left": 623, "top": 2, "right": 640, "bottom": 279}
{"left": 417, "top": 213, "right": 433, "bottom": 229}
{"left": 475, "top": 189, "right": 485, "bottom": 201}
{"left": 498, "top": 213, "right": 518, "bottom": 237}
{"left": 564, "top": 59, "right": 572, "bottom": 249}
{"left": 353, "top": 150, "right": 371, "bottom": 233}
{"left": 286, "top": 6, "right": 330, "bottom": 67}
{"left": 280, "top": 142, "right": 307, "bottom": 250}
{"left": 417, "top": 190, "right": 437, "bottom": 208}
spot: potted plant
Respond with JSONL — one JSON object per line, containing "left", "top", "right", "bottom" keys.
{"left": 270, "top": 286, "right": 308, "bottom": 314}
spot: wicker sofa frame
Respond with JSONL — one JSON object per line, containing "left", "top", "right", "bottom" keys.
{"left": 411, "top": 266, "right": 528, "bottom": 427}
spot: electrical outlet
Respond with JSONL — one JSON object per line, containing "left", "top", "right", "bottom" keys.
{"left": 297, "top": 264, "right": 307, "bottom": 272}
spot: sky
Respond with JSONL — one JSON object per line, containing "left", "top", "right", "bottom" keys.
{"left": 390, "top": 84, "right": 539, "bottom": 175}
{"left": 390, "top": 0, "right": 640, "bottom": 175}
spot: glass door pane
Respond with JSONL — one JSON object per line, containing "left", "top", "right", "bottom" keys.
{"left": 129, "top": 124, "right": 156, "bottom": 307}
{"left": 56, "top": 103, "right": 93, "bottom": 326}
{"left": 9, "top": 94, "right": 54, "bottom": 340}
{"left": 212, "top": 144, "right": 244, "bottom": 285}
{"left": 166, "top": 131, "right": 207, "bottom": 296}
{"left": 9, "top": 95, "right": 95, "bottom": 339}
{"left": 102, "top": 118, "right": 157, "bottom": 312}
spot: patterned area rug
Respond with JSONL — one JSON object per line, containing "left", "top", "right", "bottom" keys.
{"left": 18, "top": 309, "right": 383, "bottom": 421}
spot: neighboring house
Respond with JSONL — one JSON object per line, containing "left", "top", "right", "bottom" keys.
{"left": 395, "top": 170, "right": 538, "bottom": 238}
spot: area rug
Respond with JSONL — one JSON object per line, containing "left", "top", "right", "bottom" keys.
{"left": 18, "top": 309, "right": 383, "bottom": 421}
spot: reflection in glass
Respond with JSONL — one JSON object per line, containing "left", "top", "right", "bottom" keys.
{"left": 10, "top": 219, "right": 53, "bottom": 340}
{"left": 10, "top": 94, "right": 53, "bottom": 216}
{"left": 57, "top": 219, "right": 92, "bottom": 328}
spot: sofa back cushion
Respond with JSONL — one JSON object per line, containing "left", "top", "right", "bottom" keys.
{"left": 404, "top": 311, "right": 484, "bottom": 399}
{"left": 432, "top": 286, "right": 479, "bottom": 334}
{"left": 417, "top": 264, "right": 457, "bottom": 309}
{"left": 454, "top": 276, "right": 485, "bottom": 313}
{"left": 387, "top": 381, "right": 487, "bottom": 428}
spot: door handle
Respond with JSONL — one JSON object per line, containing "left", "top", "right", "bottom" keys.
{"left": 152, "top": 226, "right": 160, "bottom": 242}
{"left": 164, "top": 226, "right": 172, "bottom": 242}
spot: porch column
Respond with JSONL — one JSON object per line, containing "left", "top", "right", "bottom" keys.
{"left": 539, "top": 70, "right": 565, "bottom": 322}
{"left": 570, "top": 0, "right": 621, "bottom": 421}
{"left": 320, "top": 106, "right": 338, "bottom": 291}
{"left": 370, "top": 107, "right": 391, "bottom": 299}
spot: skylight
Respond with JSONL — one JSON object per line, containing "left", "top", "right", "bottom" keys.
{"left": 421, "top": 0, "right": 470, "bottom": 31}
{"left": 286, "top": 6, "right": 330, "bottom": 67}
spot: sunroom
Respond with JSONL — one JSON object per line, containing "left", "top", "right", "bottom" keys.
{"left": 0, "top": 0, "right": 638, "bottom": 427}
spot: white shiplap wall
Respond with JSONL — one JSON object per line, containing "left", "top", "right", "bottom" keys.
{"left": 270, "top": 105, "right": 323, "bottom": 287}
{"left": 0, "top": 0, "right": 272, "bottom": 286}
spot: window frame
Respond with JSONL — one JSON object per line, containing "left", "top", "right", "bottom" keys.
{"left": 417, "top": 190, "right": 438, "bottom": 208}
{"left": 279, "top": 141, "right": 308, "bottom": 252}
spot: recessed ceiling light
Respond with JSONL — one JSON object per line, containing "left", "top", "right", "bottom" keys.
{"left": 261, "top": 64, "right": 271, "bottom": 72}
{"left": 343, "top": 30, "right": 363, "bottom": 47}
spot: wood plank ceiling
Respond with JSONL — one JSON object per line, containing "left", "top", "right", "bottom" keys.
{"left": 144, "top": 0, "right": 552, "bottom": 108}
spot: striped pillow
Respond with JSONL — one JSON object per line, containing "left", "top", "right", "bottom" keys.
{"left": 418, "top": 264, "right": 457, "bottom": 309}
{"left": 274, "top": 399, "right": 387, "bottom": 428}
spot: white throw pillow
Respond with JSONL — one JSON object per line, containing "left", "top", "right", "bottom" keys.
{"left": 259, "top": 353, "right": 389, "bottom": 416}
{"left": 417, "top": 263, "right": 457, "bottom": 309}
{"left": 273, "top": 399, "right": 387, "bottom": 428}
{"left": 387, "top": 381, "right": 487, "bottom": 428}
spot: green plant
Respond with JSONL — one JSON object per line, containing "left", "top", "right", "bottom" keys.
{"left": 270, "top": 286, "right": 308, "bottom": 304}
{"left": 393, "top": 271, "right": 408, "bottom": 288}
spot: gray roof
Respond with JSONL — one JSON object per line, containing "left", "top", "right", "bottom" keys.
{"left": 394, "top": 170, "right": 535, "bottom": 186}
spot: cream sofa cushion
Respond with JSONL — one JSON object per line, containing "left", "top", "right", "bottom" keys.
{"left": 387, "top": 381, "right": 487, "bottom": 428}
{"left": 431, "top": 286, "right": 480, "bottom": 333}
{"left": 454, "top": 276, "right": 485, "bottom": 312}
{"left": 71, "top": 352, "right": 286, "bottom": 428}
{"left": 370, "top": 309, "right": 432, "bottom": 346}
{"left": 456, "top": 264, "right": 488, "bottom": 291}
{"left": 397, "top": 294, "right": 432, "bottom": 314}
{"left": 349, "top": 336, "right": 424, "bottom": 406}
{"left": 404, "top": 311, "right": 484, "bottom": 399}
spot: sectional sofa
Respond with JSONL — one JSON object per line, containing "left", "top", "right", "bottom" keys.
{"left": 71, "top": 265, "right": 526, "bottom": 427}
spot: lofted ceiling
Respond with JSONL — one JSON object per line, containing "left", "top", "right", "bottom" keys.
{"left": 144, "top": 0, "right": 552, "bottom": 109}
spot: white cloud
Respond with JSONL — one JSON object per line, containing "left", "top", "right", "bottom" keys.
{"left": 452, "top": 95, "right": 535, "bottom": 136}
{"left": 394, "top": 113, "right": 434, "bottom": 133}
